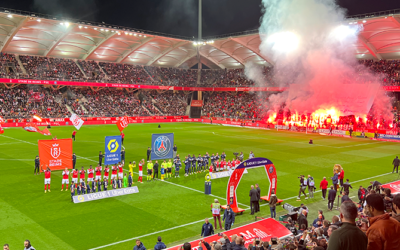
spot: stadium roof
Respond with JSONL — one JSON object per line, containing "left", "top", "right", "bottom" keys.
{"left": 1, "top": 8, "right": 400, "bottom": 69}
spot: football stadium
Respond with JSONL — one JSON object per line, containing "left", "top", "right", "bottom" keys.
{"left": 1, "top": 1, "right": 400, "bottom": 250}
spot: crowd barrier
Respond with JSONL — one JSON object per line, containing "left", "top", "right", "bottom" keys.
{"left": 2, "top": 77, "right": 399, "bottom": 92}
{"left": 2, "top": 116, "right": 399, "bottom": 138}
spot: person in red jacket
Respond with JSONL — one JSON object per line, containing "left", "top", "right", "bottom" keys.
{"left": 320, "top": 177, "right": 328, "bottom": 201}
{"left": 72, "top": 130, "right": 76, "bottom": 141}
{"left": 338, "top": 169, "right": 345, "bottom": 187}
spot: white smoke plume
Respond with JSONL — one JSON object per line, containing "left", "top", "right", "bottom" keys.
{"left": 247, "top": 0, "right": 392, "bottom": 122}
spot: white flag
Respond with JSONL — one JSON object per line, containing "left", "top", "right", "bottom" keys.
{"left": 70, "top": 114, "right": 84, "bottom": 130}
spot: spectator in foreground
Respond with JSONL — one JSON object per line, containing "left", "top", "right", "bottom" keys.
{"left": 327, "top": 201, "right": 367, "bottom": 250}
{"left": 201, "top": 218, "right": 214, "bottom": 237}
{"left": 365, "top": 193, "right": 400, "bottom": 250}
{"left": 133, "top": 239, "right": 146, "bottom": 250}
{"left": 154, "top": 236, "right": 167, "bottom": 250}
{"left": 24, "top": 240, "right": 35, "bottom": 250}
{"left": 183, "top": 243, "right": 191, "bottom": 250}
{"left": 393, "top": 194, "right": 400, "bottom": 222}
{"left": 3, "top": 244, "right": 9, "bottom": 250}
{"left": 234, "top": 237, "right": 246, "bottom": 250}
{"left": 269, "top": 189, "right": 278, "bottom": 219}
{"left": 297, "top": 209, "right": 308, "bottom": 230}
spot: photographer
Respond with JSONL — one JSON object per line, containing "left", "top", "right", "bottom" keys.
{"left": 297, "top": 175, "right": 308, "bottom": 200}
{"left": 307, "top": 175, "right": 315, "bottom": 199}
{"left": 285, "top": 217, "right": 298, "bottom": 235}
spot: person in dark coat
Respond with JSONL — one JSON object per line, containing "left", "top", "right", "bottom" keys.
{"left": 72, "top": 153, "right": 76, "bottom": 169}
{"left": 328, "top": 185, "right": 337, "bottom": 211}
{"left": 34, "top": 156, "right": 40, "bottom": 174}
{"left": 297, "top": 210, "right": 308, "bottom": 230}
{"left": 341, "top": 191, "right": 351, "bottom": 204}
{"left": 392, "top": 156, "right": 400, "bottom": 173}
{"left": 201, "top": 218, "right": 214, "bottom": 237}
{"left": 147, "top": 147, "right": 151, "bottom": 161}
{"left": 255, "top": 183, "right": 261, "bottom": 212}
{"left": 98, "top": 151, "right": 104, "bottom": 166}
{"left": 154, "top": 236, "right": 167, "bottom": 250}
{"left": 223, "top": 204, "right": 235, "bottom": 230}
{"left": 249, "top": 185, "right": 258, "bottom": 215}
{"left": 133, "top": 239, "right": 146, "bottom": 250}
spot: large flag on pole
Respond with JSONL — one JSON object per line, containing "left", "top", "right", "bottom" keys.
{"left": 0, "top": 125, "right": 4, "bottom": 134}
{"left": 0, "top": 116, "right": 4, "bottom": 124}
{"left": 70, "top": 114, "right": 84, "bottom": 130}
{"left": 117, "top": 116, "right": 129, "bottom": 132}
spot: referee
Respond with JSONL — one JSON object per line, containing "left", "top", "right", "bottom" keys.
{"left": 34, "top": 156, "right": 40, "bottom": 175}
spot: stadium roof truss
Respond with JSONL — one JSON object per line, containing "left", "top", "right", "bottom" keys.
{"left": 1, "top": 11, "right": 400, "bottom": 69}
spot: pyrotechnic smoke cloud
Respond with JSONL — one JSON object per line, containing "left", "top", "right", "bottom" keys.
{"left": 247, "top": 0, "right": 392, "bottom": 121}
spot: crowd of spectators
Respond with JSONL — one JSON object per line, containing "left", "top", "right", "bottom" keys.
{"left": 145, "top": 66, "right": 198, "bottom": 86}
{"left": 201, "top": 68, "right": 273, "bottom": 87}
{"left": 149, "top": 91, "right": 187, "bottom": 116}
{"left": 0, "top": 85, "right": 69, "bottom": 119}
{"left": 99, "top": 62, "right": 153, "bottom": 84}
{"left": 359, "top": 59, "right": 400, "bottom": 85}
{"left": 0, "top": 53, "right": 22, "bottom": 78}
{"left": 202, "top": 92, "right": 268, "bottom": 119}
{"left": 20, "top": 55, "right": 84, "bottom": 81}
{"left": 77, "top": 60, "right": 106, "bottom": 81}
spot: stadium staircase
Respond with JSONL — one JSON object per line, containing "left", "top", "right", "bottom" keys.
{"left": 96, "top": 62, "right": 110, "bottom": 80}
{"left": 143, "top": 66, "right": 156, "bottom": 82}
{"left": 74, "top": 60, "right": 87, "bottom": 78}
{"left": 149, "top": 96, "right": 164, "bottom": 115}
{"left": 141, "top": 104, "right": 153, "bottom": 115}
{"left": 15, "top": 55, "right": 27, "bottom": 75}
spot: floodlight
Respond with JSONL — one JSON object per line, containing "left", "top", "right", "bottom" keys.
{"left": 79, "top": 26, "right": 82, "bottom": 28}
{"left": 267, "top": 31, "right": 299, "bottom": 52}
{"left": 330, "top": 25, "right": 358, "bottom": 41}
{"left": 37, "top": 19, "right": 41, "bottom": 22}
{"left": 7, "top": 14, "right": 12, "bottom": 18}
{"left": 65, "top": 22, "right": 70, "bottom": 27}
{"left": 363, "top": 20, "right": 367, "bottom": 23}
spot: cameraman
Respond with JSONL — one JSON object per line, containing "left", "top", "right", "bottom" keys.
{"left": 297, "top": 175, "right": 308, "bottom": 200}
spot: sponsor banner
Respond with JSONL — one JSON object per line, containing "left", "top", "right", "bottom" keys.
{"left": 275, "top": 125, "right": 289, "bottom": 130}
{"left": 73, "top": 186, "right": 139, "bottom": 203}
{"left": 318, "top": 129, "right": 347, "bottom": 135}
{"left": 227, "top": 158, "right": 277, "bottom": 211}
{"left": 381, "top": 180, "right": 400, "bottom": 194}
{"left": 117, "top": 116, "right": 129, "bottom": 132}
{"left": 167, "top": 218, "right": 292, "bottom": 250}
{"left": 0, "top": 78, "right": 286, "bottom": 92}
{"left": 210, "top": 169, "right": 248, "bottom": 179}
{"left": 38, "top": 138, "right": 73, "bottom": 171}
{"left": 378, "top": 134, "right": 400, "bottom": 140}
{"left": 104, "top": 136, "right": 122, "bottom": 165}
{"left": 191, "top": 100, "right": 203, "bottom": 107}
{"left": 151, "top": 133, "right": 174, "bottom": 160}
{"left": 69, "top": 114, "right": 84, "bottom": 130}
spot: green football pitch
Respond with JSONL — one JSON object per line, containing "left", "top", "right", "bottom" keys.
{"left": 1, "top": 122, "right": 399, "bottom": 250}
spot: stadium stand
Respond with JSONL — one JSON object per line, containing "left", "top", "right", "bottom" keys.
{"left": 0, "top": 53, "right": 23, "bottom": 78}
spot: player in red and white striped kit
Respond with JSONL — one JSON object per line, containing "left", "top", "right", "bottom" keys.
{"left": 118, "top": 162, "right": 123, "bottom": 179}
{"left": 79, "top": 166, "right": 86, "bottom": 185}
{"left": 95, "top": 165, "right": 102, "bottom": 181}
{"left": 61, "top": 168, "right": 70, "bottom": 191}
{"left": 111, "top": 165, "right": 118, "bottom": 181}
{"left": 44, "top": 166, "right": 51, "bottom": 193}
{"left": 87, "top": 165, "right": 94, "bottom": 183}
{"left": 72, "top": 168, "right": 78, "bottom": 188}
{"left": 138, "top": 159, "right": 144, "bottom": 183}
{"left": 104, "top": 165, "right": 110, "bottom": 183}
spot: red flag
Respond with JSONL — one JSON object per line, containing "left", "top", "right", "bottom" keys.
{"left": 117, "top": 116, "right": 129, "bottom": 132}
{"left": 0, "top": 116, "right": 4, "bottom": 124}
{"left": 23, "top": 123, "right": 51, "bottom": 136}
{"left": 0, "top": 125, "right": 4, "bottom": 134}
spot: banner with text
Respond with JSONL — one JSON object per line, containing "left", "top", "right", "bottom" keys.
{"left": 381, "top": 180, "right": 400, "bottom": 195}
{"left": 166, "top": 218, "right": 292, "bottom": 250}
{"left": 73, "top": 186, "right": 139, "bottom": 203}
{"left": 151, "top": 133, "right": 174, "bottom": 160}
{"left": 191, "top": 100, "right": 203, "bottom": 107}
{"left": 210, "top": 169, "right": 248, "bottom": 180}
{"left": 104, "top": 135, "right": 122, "bottom": 165}
{"left": 38, "top": 138, "right": 73, "bottom": 171}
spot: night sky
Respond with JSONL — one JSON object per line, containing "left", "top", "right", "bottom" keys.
{"left": 1, "top": 0, "right": 400, "bottom": 38}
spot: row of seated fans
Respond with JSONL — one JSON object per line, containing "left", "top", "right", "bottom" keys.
{"left": 0, "top": 85, "right": 190, "bottom": 119}
{"left": 1, "top": 53, "right": 399, "bottom": 86}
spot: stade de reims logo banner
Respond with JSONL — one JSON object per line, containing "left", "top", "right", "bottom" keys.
{"left": 151, "top": 133, "right": 174, "bottom": 160}
{"left": 38, "top": 138, "right": 73, "bottom": 171}
{"left": 104, "top": 135, "right": 122, "bottom": 165}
